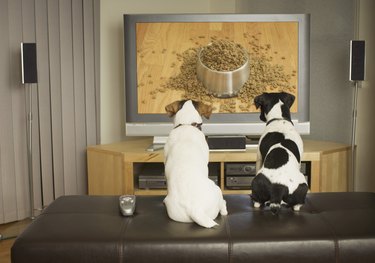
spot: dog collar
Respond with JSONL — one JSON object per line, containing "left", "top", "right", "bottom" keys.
{"left": 266, "top": 118, "right": 294, "bottom": 126}
{"left": 174, "top": 122, "right": 202, "bottom": 131}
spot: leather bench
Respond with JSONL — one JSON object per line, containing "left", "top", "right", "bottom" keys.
{"left": 11, "top": 193, "right": 375, "bottom": 263}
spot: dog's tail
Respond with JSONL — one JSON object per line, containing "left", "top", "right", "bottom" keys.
{"left": 270, "top": 203, "right": 281, "bottom": 214}
{"left": 189, "top": 208, "right": 218, "bottom": 228}
{"left": 270, "top": 184, "right": 289, "bottom": 215}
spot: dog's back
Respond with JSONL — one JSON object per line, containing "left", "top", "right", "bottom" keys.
{"left": 259, "top": 122, "right": 303, "bottom": 165}
{"left": 164, "top": 125, "right": 208, "bottom": 165}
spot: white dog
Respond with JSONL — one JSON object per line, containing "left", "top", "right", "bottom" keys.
{"left": 163, "top": 100, "right": 228, "bottom": 228}
{"left": 251, "top": 92, "right": 308, "bottom": 214}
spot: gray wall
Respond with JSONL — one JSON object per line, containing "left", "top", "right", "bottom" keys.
{"left": 236, "top": 0, "right": 356, "bottom": 144}
{"left": 0, "top": 0, "right": 100, "bottom": 224}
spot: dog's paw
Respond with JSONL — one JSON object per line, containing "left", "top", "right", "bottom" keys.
{"left": 293, "top": 204, "right": 302, "bottom": 211}
{"left": 220, "top": 200, "right": 228, "bottom": 215}
{"left": 220, "top": 207, "right": 228, "bottom": 216}
{"left": 253, "top": 202, "right": 261, "bottom": 208}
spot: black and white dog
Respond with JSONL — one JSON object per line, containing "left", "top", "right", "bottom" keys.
{"left": 251, "top": 92, "right": 308, "bottom": 214}
{"left": 163, "top": 100, "right": 228, "bottom": 228}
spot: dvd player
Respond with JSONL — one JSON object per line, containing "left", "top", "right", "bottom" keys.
{"left": 225, "top": 162, "right": 256, "bottom": 189}
{"left": 139, "top": 176, "right": 219, "bottom": 189}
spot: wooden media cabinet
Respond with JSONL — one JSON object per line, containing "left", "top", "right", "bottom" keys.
{"left": 87, "top": 138, "right": 351, "bottom": 195}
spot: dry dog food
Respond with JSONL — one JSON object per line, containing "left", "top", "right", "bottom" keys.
{"left": 199, "top": 40, "right": 247, "bottom": 71}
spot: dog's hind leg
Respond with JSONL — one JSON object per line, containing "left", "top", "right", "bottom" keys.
{"left": 251, "top": 173, "right": 271, "bottom": 207}
{"left": 270, "top": 184, "right": 289, "bottom": 215}
{"left": 189, "top": 208, "right": 218, "bottom": 228}
{"left": 286, "top": 183, "right": 309, "bottom": 211}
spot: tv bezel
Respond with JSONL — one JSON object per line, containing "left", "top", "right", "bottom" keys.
{"left": 123, "top": 13, "right": 310, "bottom": 136}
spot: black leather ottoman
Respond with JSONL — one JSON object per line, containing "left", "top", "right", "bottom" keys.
{"left": 11, "top": 193, "right": 375, "bottom": 263}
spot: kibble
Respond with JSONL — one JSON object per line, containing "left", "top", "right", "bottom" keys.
{"left": 199, "top": 39, "right": 247, "bottom": 71}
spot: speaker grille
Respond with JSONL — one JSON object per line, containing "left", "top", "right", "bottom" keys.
{"left": 350, "top": 40, "right": 365, "bottom": 81}
{"left": 21, "top": 43, "right": 38, "bottom": 84}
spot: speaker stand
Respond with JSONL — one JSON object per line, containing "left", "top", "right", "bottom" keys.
{"left": 26, "top": 83, "right": 35, "bottom": 220}
{"left": 350, "top": 81, "right": 359, "bottom": 191}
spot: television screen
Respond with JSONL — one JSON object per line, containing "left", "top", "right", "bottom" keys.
{"left": 124, "top": 14, "right": 310, "bottom": 137}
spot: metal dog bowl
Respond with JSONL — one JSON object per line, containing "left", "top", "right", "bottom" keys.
{"left": 196, "top": 45, "right": 250, "bottom": 98}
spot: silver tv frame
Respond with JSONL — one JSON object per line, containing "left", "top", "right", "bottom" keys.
{"left": 123, "top": 13, "right": 310, "bottom": 137}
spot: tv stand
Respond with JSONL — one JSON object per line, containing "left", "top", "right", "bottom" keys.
{"left": 87, "top": 138, "right": 352, "bottom": 195}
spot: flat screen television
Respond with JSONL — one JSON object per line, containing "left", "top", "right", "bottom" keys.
{"left": 123, "top": 13, "right": 310, "bottom": 142}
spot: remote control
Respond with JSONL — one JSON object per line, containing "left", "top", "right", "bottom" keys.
{"left": 119, "top": 195, "right": 136, "bottom": 216}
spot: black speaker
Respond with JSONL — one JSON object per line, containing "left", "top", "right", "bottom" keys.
{"left": 21, "top": 43, "right": 38, "bottom": 84}
{"left": 349, "top": 40, "right": 365, "bottom": 81}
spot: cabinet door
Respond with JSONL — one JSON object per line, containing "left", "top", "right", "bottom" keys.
{"left": 88, "top": 150, "right": 124, "bottom": 195}
{"left": 320, "top": 150, "right": 350, "bottom": 192}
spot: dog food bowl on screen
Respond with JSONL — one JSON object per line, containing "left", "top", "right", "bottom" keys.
{"left": 196, "top": 44, "right": 250, "bottom": 98}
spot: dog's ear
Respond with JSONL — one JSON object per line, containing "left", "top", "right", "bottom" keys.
{"left": 165, "top": 101, "right": 182, "bottom": 117}
{"left": 254, "top": 93, "right": 268, "bottom": 122}
{"left": 196, "top": 102, "right": 213, "bottom": 119}
{"left": 280, "top": 92, "right": 295, "bottom": 109}
{"left": 254, "top": 93, "right": 266, "bottom": 109}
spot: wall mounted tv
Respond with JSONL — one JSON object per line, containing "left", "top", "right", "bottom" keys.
{"left": 123, "top": 13, "right": 310, "bottom": 138}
